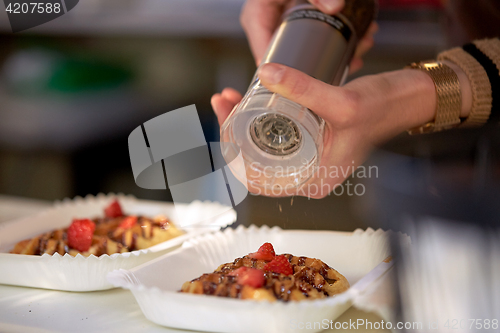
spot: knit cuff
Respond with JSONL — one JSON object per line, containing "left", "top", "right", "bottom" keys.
{"left": 437, "top": 47, "right": 492, "bottom": 127}
{"left": 474, "top": 38, "right": 500, "bottom": 74}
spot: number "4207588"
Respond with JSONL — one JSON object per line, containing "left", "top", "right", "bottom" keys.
{"left": 6, "top": 2, "right": 62, "bottom": 14}
{"left": 444, "top": 319, "right": 498, "bottom": 330}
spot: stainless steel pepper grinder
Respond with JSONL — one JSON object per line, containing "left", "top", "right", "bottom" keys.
{"left": 220, "top": 0, "right": 377, "bottom": 192}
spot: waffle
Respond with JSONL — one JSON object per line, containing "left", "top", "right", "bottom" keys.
{"left": 10, "top": 215, "right": 183, "bottom": 257}
{"left": 180, "top": 245, "right": 349, "bottom": 302}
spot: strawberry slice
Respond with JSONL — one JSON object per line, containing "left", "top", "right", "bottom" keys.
{"left": 67, "top": 218, "right": 96, "bottom": 252}
{"left": 119, "top": 216, "right": 138, "bottom": 229}
{"left": 248, "top": 242, "right": 275, "bottom": 261}
{"left": 263, "top": 255, "right": 293, "bottom": 275}
{"left": 104, "top": 200, "right": 123, "bottom": 218}
{"left": 228, "top": 267, "right": 265, "bottom": 288}
{"left": 228, "top": 267, "right": 247, "bottom": 277}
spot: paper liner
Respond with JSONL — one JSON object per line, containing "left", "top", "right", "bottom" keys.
{"left": 0, "top": 193, "right": 236, "bottom": 291}
{"left": 351, "top": 265, "right": 397, "bottom": 322}
{"left": 107, "top": 225, "right": 410, "bottom": 333}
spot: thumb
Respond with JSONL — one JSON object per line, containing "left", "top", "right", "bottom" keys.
{"left": 258, "top": 63, "right": 353, "bottom": 121}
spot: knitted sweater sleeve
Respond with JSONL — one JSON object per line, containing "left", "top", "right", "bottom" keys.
{"left": 437, "top": 38, "right": 500, "bottom": 126}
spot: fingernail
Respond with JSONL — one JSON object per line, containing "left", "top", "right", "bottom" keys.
{"left": 258, "top": 64, "right": 285, "bottom": 85}
{"left": 318, "top": 0, "right": 343, "bottom": 12}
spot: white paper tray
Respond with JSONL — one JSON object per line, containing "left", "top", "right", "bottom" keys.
{"left": 108, "top": 225, "right": 409, "bottom": 333}
{"left": 0, "top": 193, "right": 236, "bottom": 291}
{"left": 0, "top": 284, "right": 393, "bottom": 333}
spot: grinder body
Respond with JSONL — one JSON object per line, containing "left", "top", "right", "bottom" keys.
{"left": 220, "top": 1, "right": 376, "bottom": 193}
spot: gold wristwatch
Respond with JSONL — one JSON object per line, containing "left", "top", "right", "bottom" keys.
{"left": 405, "top": 61, "right": 462, "bottom": 134}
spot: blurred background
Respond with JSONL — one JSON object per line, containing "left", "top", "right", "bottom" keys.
{"left": 0, "top": 0, "right": 498, "bottom": 232}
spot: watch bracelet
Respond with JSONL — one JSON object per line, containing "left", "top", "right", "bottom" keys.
{"left": 438, "top": 45, "right": 493, "bottom": 127}
{"left": 405, "top": 61, "right": 462, "bottom": 134}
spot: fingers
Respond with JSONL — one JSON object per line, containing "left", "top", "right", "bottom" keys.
{"left": 211, "top": 94, "right": 235, "bottom": 127}
{"left": 349, "top": 22, "right": 378, "bottom": 74}
{"left": 221, "top": 87, "right": 243, "bottom": 105}
{"left": 258, "top": 63, "right": 354, "bottom": 122}
{"left": 241, "top": 0, "right": 347, "bottom": 65}
{"left": 354, "top": 35, "right": 375, "bottom": 59}
{"left": 349, "top": 37, "right": 372, "bottom": 74}
{"left": 309, "top": 0, "right": 345, "bottom": 14}
{"left": 355, "top": 22, "right": 377, "bottom": 57}
{"left": 240, "top": 0, "right": 289, "bottom": 64}
{"left": 211, "top": 88, "right": 242, "bottom": 126}
{"left": 365, "top": 21, "right": 379, "bottom": 39}
{"left": 349, "top": 58, "right": 364, "bottom": 74}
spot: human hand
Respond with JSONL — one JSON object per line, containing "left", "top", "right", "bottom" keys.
{"left": 212, "top": 63, "right": 438, "bottom": 198}
{"left": 240, "top": 0, "right": 378, "bottom": 73}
